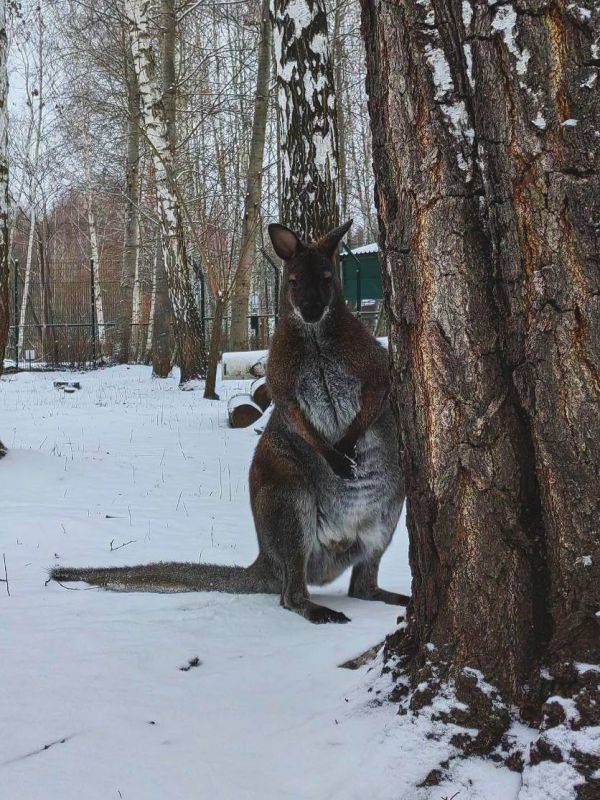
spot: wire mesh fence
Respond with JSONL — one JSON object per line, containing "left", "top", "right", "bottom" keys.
{"left": 5, "top": 258, "right": 386, "bottom": 373}
{"left": 5, "top": 258, "right": 280, "bottom": 371}
{"left": 6, "top": 262, "right": 135, "bottom": 369}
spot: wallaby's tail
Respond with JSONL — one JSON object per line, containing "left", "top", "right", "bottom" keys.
{"left": 49, "top": 556, "right": 279, "bottom": 595}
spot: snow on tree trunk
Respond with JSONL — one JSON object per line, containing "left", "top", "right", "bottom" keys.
{"left": 271, "top": 0, "right": 339, "bottom": 241}
{"left": 229, "top": 0, "right": 271, "bottom": 352}
{"left": 125, "top": 0, "right": 206, "bottom": 384}
{"left": 0, "top": 0, "right": 8, "bottom": 379}
{"left": 361, "top": 0, "right": 599, "bottom": 784}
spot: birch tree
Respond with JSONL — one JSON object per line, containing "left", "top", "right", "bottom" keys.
{"left": 0, "top": 0, "right": 8, "bottom": 392}
{"left": 17, "top": 5, "right": 44, "bottom": 360}
{"left": 125, "top": 0, "right": 206, "bottom": 383}
{"left": 229, "top": 0, "right": 271, "bottom": 351}
{"left": 271, "top": 0, "right": 339, "bottom": 241}
{"left": 84, "top": 148, "right": 107, "bottom": 353}
{"left": 362, "top": 0, "right": 599, "bottom": 787}
{"left": 117, "top": 48, "right": 141, "bottom": 363}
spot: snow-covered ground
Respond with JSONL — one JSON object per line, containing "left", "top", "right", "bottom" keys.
{"left": 1, "top": 367, "right": 532, "bottom": 799}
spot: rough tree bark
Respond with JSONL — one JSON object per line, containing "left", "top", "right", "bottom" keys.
{"left": 150, "top": 230, "right": 173, "bottom": 377}
{"left": 116, "top": 48, "right": 141, "bottom": 363}
{"left": 229, "top": 0, "right": 271, "bottom": 352}
{"left": 126, "top": 0, "right": 206, "bottom": 383}
{"left": 271, "top": 0, "right": 339, "bottom": 241}
{"left": 332, "top": 0, "right": 348, "bottom": 223}
{"left": 361, "top": 0, "right": 599, "bottom": 784}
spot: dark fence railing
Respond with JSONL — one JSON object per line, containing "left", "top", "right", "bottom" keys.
{"left": 5, "top": 258, "right": 386, "bottom": 372}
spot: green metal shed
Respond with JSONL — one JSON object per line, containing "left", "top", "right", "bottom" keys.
{"left": 340, "top": 243, "right": 382, "bottom": 309}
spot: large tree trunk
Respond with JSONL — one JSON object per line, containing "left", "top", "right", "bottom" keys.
{"left": 117, "top": 49, "right": 141, "bottom": 364}
{"left": 271, "top": 0, "right": 339, "bottom": 241}
{"left": 361, "top": 0, "right": 599, "bottom": 782}
{"left": 126, "top": 0, "right": 206, "bottom": 384}
{"left": 229, "top": 0, "right": 271, "bottom": 352}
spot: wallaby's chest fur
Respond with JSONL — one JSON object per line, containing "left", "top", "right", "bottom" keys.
{"left": 296, "top": 325, "right": 362, "bottom": 443}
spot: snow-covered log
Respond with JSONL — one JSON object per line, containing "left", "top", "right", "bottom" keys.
{"left": 222, "top": 349, "right": 268, "bottom": 380}
{"left": 227, "top": 394, "right": 263, "bottom": 429}
{"left": 251, "top": 377, "right": 271, "bottom": 411}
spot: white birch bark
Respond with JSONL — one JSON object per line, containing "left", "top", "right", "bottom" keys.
{"left": 125, "top": 0, "right": 205, "bottom": 382}
{"left": 130, "top": 224, "right": 141, "bottom": 360}
{"left": 17, "top": 9, "right": 44, "bottom": 360}
{"left": 86, "top": 187, "right": 106, "bottom": 350}
{"left": 82, "top": 133, "right": 106, "bottom": 352}
{"left": 17, "top": 204, "right": 36, "bottom": 358}
{"left": 0, "top": 0, "right": 9, "bottom": 376}
{"left": 117, "top": 49, "right": 141, "bottom": 363}
{"left": 270, "top": 0, "right": 339, "bottom": 241}
{"left": 144, "top": 237, "right": 158, "bottom": 361}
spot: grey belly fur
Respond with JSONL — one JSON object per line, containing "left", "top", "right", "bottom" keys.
{"left": 306, "top": 408, "right": 403, "bottom": 585}
{"left": 286, "top": 331, "right": 403, "bottom": 584}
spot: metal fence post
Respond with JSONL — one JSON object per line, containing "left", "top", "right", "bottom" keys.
{"left": 13, "top": 259, "right": 19, "bottom": 369}
{"left": 356, "top": 265, "right": 362, "bottom": 320}
{"left": 90, "top": 258, "right": 97, "bottom": 363}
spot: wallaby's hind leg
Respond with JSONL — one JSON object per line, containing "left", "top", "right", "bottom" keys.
{"left": 251, "top": 453, "right": 350, "bottom": 624}
{"left": 281, "top": 549, "right": 350, "bottom": 624}
{"left": 349, "top": 548, "right": 410, "bottom": 606}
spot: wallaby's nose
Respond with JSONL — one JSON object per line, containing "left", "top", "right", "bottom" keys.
{"left": 299, "top": 304, "right": 324, "bottom": 323}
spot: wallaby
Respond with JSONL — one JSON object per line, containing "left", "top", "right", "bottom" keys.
{"left": 50, "top": 221, "right": 408, "bottom": 624}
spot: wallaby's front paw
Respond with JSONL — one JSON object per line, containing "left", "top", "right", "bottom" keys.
{"left": 326, "top": 449, "right": 357, "bottom": 480}
{"left": 306, "top": 604, "right": 351, "bottom": 624}
{"left": 336, "top": 437, "right": 357, "bottom": 462}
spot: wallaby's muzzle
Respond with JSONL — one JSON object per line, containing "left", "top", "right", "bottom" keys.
{"left": 296, "top": 295, "right": 330, "bottom": 324}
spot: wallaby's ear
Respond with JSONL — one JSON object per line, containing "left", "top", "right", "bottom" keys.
{"left": 317, "top": 219, "right": 353, "bottom": 258}
{"left": 268, "top": 224, "right": 303, "bottom": 261}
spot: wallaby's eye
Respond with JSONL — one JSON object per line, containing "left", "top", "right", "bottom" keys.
{"left": 288, "top": 273, "right": 298, "bottom": 286}
{"left": 323, "top": 271, "right": 332, "bottom": 281}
